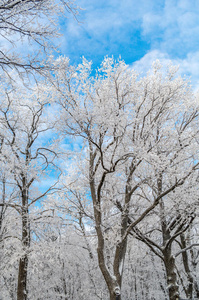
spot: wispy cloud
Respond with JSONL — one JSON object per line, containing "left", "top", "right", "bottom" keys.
{"left": 132, "top": 49, "right": 199, "bottom": 89}
{"left": 60, "top": 0, "right": 156, "bottom": 65}
{"left": 141, "top": 0, "right": 199, "bottom": 57}
{"left": 59, "top": 0, "right": 199, "bottom": 87}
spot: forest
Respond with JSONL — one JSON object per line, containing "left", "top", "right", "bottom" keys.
{"left": 0, "top": 1, "right": 199, "bottom": 300}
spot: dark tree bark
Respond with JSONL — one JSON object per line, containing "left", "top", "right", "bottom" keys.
{"left": 180, "top": 233, "right": 194, "bottom": 298}
{"left": 17, "top": 255, "right": 28, "bottom": 300}
{"left": 17, "top": 177, "right": 30, "bottom": 300}
{"left": 163, "top": 247, "right": 179, "bottom": 300}
{"left": 0, "top": 176, "right": 6, "bottom": 236}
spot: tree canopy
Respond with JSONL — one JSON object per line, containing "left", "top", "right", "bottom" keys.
{"left": 0, "top": 56, "right": 198, "bottom": 300}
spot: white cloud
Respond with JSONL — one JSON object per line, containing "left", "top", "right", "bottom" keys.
{"left": 132, "top": 49, "right": 199, "bottom": 90}
{"left": 132, "top": 50, "right": 171, "bottom": 74}
{"left": 60, "top": 0, "right": 159, "bottom": 57}
{"left": 57, "top": 0, "right": 199, "bottom": 94}
{"left": 141, "top": 0, "right": 199, "bottom": 56}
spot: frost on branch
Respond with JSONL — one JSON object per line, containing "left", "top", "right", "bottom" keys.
{"left": 49, "top": 57, "right": 199, "bottom": 300}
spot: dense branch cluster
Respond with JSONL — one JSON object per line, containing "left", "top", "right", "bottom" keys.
{"left": 0, "top": 0, "right": 79, "bottom": 74}
{"left": 0, "top": 57, "right": 198, "bottom": 299}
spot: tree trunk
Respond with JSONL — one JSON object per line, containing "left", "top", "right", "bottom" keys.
{"left": 109, "top": 290, "right": 121, "bottom": 300}
{"left": 17, "top": 254, "right": 28, "bottom": 300}
{"left": 163, "top": 248, "right": 179, "bottom": 300}
{"left": 17, "top": 182, "right": 30, "bottom": 300}
{"left": 190, "top": 247, "right": 199, "bottom": 298}
{"left": 180, "top": 233, "right": 194, "bottom": 298}
{"left": 158, "top": 178, "right": 180, "bottom": 300}
{"left": 0, "top": 176, "right": 6, "bottom": 236}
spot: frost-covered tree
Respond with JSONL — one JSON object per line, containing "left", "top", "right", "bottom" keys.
{"left": 0, "top": 81, "right": 60, "bottom": 300}
{"left": 28, "top": 211, "right": 106, "bottom": 300}
{"left": 0, "top": 0, "right": 80, "bottom": 74}
{"left": 130, "top": 178, "right": 199, "bottom": 300}
{"left": 0, "top": 57, "right": 198, "bottom": 299}
{"left": 51, "top": 57, "right": 199, "bottom": 300}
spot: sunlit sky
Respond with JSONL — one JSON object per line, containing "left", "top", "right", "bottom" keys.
{"left": 59, "top": 0, "right": 199, "bottom": 87}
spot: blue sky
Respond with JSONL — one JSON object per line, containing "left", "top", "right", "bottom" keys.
{"left": 59, "top": 0, "right": 199, "bottom": 87}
